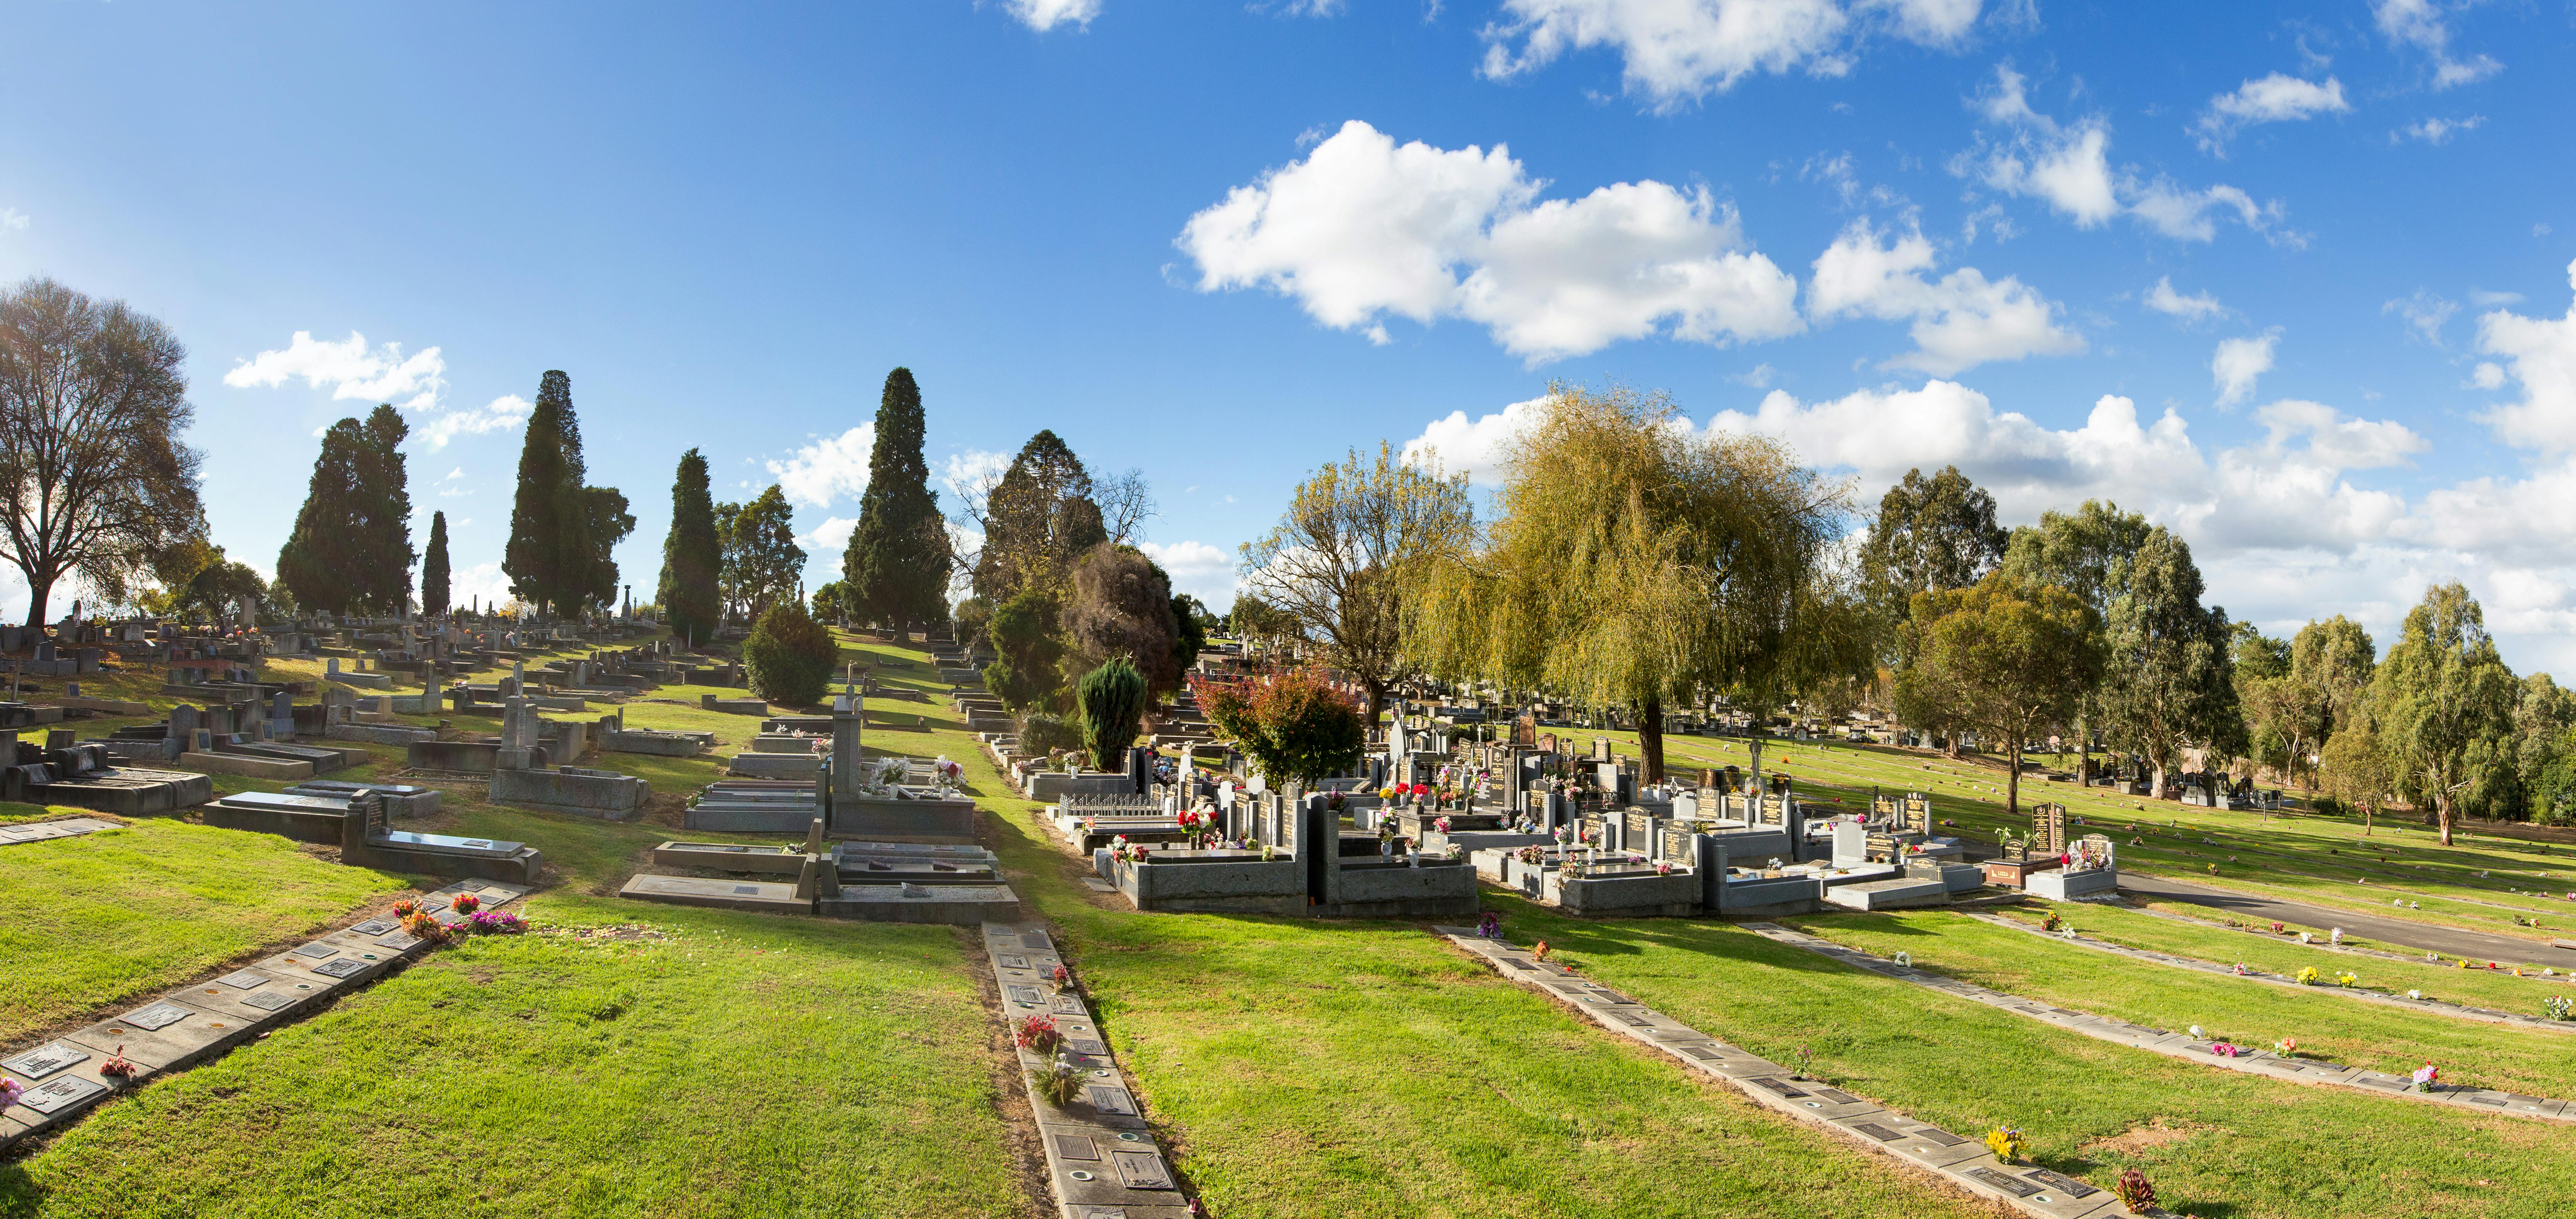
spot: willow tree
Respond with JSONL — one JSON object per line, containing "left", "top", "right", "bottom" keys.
{"left": 1409, "top": 385, "right": 1852, "bottom": 783}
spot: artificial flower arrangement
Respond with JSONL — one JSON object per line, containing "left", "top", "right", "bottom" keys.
{"left": 1532, "top": 940, "right": 1551, "bottom": 962}
{"left": 1655, "top": 862, "right": 1673, "bottom": 876}
{"left": 2336, "top": 971, "right": 2359, "bottom": 987}
{"left": 2208, "top": 1041, "right": 2242, "bottom": 1058}
{"left": 1378, "top": 787, "right": 1399, "bottom": 801}
{"left": 2114, "top": 1169, "right": 2156, "bottom": 1212}
{"left": 450, "top": 893, "right": 483, "bottom": 915}
{"left": 98, "top": 1046, "right": 138, "bottom": 1079}
{"left": 0, "top": 1076, "right": 20, "bottom": 1111}
{"left": 1030, "top": 1060, "right": 1087, "bottom": 1107}
{"left": 1015, "top": 1014, "right": 1063, "bottom": 1055}
{"left": 469, "top": 910, "right": 528, "bottom": 935}
{"left": 1434, "top": 816, "right": 1453, "bottom": 835}
{"left": 2040, "top": 912, "right": 2063, "bottom": 933}
{"left": 392, "top": 898, "right": 420, "bottom": 918}
{"left": 2296, "top": 966, "right": 2322, "bottom": 986}
{"left": 2410, "top": 1063, "right": 2440, "bottom": 1092}
{"left": 2407, "top": 989, "right": 2425, "bottom": 1000}
{"left": 2545, "top": 994, "right": 2573, "bottom": 1021}
{"left": 2274, "top": 1037, "right": 2300, "bottom": 1057}
{"left": 1050, "top": 964, "right": 1072, "bottom": 989}
{"left": 1982, "top": 1126, "right": 2027, "bottom": 1162}
{"left": 1516, "top": 846, "right": 1544, "bottom": 865}
{"left": 1476, "top": 912, "right": 1502, "bottom": 939}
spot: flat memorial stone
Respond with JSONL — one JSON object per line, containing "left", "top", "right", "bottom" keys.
{"left": 16, "top": 1073, "right": 106, "bottom": 1115}
{"left": 1067, "top": 1037, "right": 1108, "bottom": 1055}
{"left": 239, "top": 990, "right": 297, "bottom": 1013}
{"left": 1084, "top": 1085, "right": 1138, "bottom": 1116}
{"left": 314, "top": 957, "right": 370, "bottom": 979}
{"left": 351, "top": 918, "right": 399, "bottom": 935}
{"left": 1111, "top": 1150, "right": 1175, "bottom": 1190}
{"left": 289, "top": 943, "right": 340, "bottom": 960}
{"left": 1055, "top": 1133, "right": 1103, "bottom": 1161}
{"left": 120, "top": 1002, "right": 193, "bottom": 1031}
{"left": 375, "top": 931, "right": 424, "bottom": 951}
{"left": 3, "top": 1042, "right": 88, "bottom": 1079}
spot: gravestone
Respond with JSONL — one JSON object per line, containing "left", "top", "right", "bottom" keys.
{"left": 2031, "top": 803, "right": 2067, "bottom": 856}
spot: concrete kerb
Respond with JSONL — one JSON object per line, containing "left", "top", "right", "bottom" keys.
{"left": 1433, "top": 928, "right": 2147, "bottom": 1219}
{"left": 0, "top": 880, "right": 529, "bottom": 1154}
{"left": 1745, "top": 922, "right": 2576, "bottom": 1124}
{"left": 1962, "top": 908, "right": 2576, "bottom": 1034}
{"left": 978, "top": 920, "right": 1194, "bottom": 1219}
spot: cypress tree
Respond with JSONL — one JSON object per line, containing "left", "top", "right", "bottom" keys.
{"left": 843, "top": 367, "right": 952, "bottom": 633}
{"left": 504, "top": 370, "right": 591, "bottom": 616}
{"left": 657, "top": 447, "right": 723, "bottom": 645}
{"left": 277, "top": 419, "right": 367, "bottom": 615}
{"left": 422, "top": 511, "right": 451, "bottom": 617}
{"left": 354, "top": 404, "right": 416, "bottom": 613}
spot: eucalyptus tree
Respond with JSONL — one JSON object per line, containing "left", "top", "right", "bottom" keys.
{"left": 2373, "top": 582, "right": 2519, "bottom": 845}
{"left": 1409, "top": 384, "right": 1853, "bottom": 783}
{"left": 1892, "top": 574, "right": 2104, "bottom": 824}
{"left": 2098, "top": 527, "right": 2240, "bottom": 797}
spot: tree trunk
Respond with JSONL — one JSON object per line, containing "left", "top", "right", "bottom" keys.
{"left": 2438, "top": 794, "right": 2454, "bottom": 846}
{"left": 2150, "top": 761, "right": 2168, "bottom": 801}
{"left": 1748, "top": 734, "right": 1764, "bottom": 793}
{"left": 1364, "top": 680, "right": 1387, "bottom": 742}
{"left": 1639, "top": 693, "right": 1665, "bottom": 785}
{"left": 23, "top": 572, "right": 54, "bottom": 631}
{"left": 2363, "top": 799, "right": 2375, "bottom": 836}
{"left": 2006, "top": 739, "right": 2022, "bottom": 827}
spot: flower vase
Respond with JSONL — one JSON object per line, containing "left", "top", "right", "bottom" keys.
{"left": 1408, "top": 850, "right": 1421, "bottom": 868}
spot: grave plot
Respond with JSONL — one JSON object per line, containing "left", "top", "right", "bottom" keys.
{"left": 981, "top": 921, "right": 1193, "bottom": 1219}
{"left": 0, "top": 879, "right": 518, "bottom": 1153}
{"left": 0, "top": 816, "right": 113, "bottom": 846}
{"left": 1435, "top": 928, "right": 2146, "bottom": 1219}
{"left": 684, "top": 692, "right": 974, "bottom": 837}
{"left": 620, "top": 817, "right": 1018, "bottom": 923}
{"left": 1751, "top": 922, "right": 2576, "bottom": 1122}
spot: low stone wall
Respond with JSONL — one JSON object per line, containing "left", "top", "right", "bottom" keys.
{"left": 1024, "top": 771, "right": 1137, "bottom": 801}
{"left": 1547, "top": 870, "right": 1701, "bottom": 917}
{"left": 1333, "top": 859, "right": 1479, "bottom": 918}
{"left": 601, "top": 729, "right": 712, "bottom": 757}
{"left": 1112, "top": 855, "right": 1304, "bottom": 914}
{"left": 489, "top": 766, "right": 649, "bottom": 820}
{"left": 2027, "top": 866, "right": 2118, "bottom": 901}
{"left": 407, "top": 740, "right": 508, "bottom": 773}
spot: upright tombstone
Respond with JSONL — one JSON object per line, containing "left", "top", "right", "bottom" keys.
{"left": 498, "top": 697, "right": 540, "bottom": 771}
{"left": 2031, "top": 803, "right": 2068, "bottom": 857}
{"left": 1901, "top": 795, "right": 1931, "bottom": 837}
{"left": 828, "top": 688, "right": 865, "bottom": 805}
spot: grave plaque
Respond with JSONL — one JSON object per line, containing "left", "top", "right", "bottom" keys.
{"left": 1608, "top": 1012, "right": 1652, "bottom": 1028}
{"left": 1075, "top": 1210, "right": 1128, "bottom": 1219}
{"left": 1111, "top": 1150, "right": 1174, "bottom": 1190}
{"left": 1067, "top": 1037, "right": 1108, "bottom": 1054}
{"left": 375, "top": 932, "right": 424, "bottom": 951}
{"left": 1020, "top": 933, "right": 1052, "bottom": 950}
{"left": 1749, "top": 1078, "right": 1809, "bottom": 1098}
{"left": 1054, "top": 1133, "right": 1101, "bottom": 1161}
{"left": 240, "top": 990, "right": 296, "bottom": 1012}
{"left": 1960, "top": 1167, "right": 2041, "bottom": 1198}
{"left": 121, "top": 1001, "right": 193, "bottom": 1031}
{"left": 998, "top": 954, "right": 1030, "bottom": 970}
{"left": 18, "top": 1074, "right": 105, "bottom": 1114}
{"left": 314, "top": 957, "right": 369, "bottom": 979}
{"left": 1049, "top": 995, "right": 1087, "bottom": 1017}
{"left": 1006, "top": 985, "right": 1043, "bottom": 1005}
{"left": 351, "top": 918, "right": 398, "bottom": 936}
{"left": 1587, "top": 988, "right": 1634, "bottom": 1004}
{"left": 1811, "top": 1088, "right": 1860, "bottom": 1104}
{"left": 2021, "top": 1169, "right": 2098, "bottom": 1198}
{"left": 1678, "top": 1045, "right": 1721, "bottom": 1061}
{"left": 1084, "top": 1085, "right": 1138, "bottom": 1116}
{"left": 214, "top": 970, "right": 268, "bottom": 991}
{"left": 1849, "top": 1122, "right": 1905, "bottom": 1142}
{"left": 3, "top": 1042, "right": 88, "bottom": 1079}
{"left": 732, "top": 885, "right": 759, "bottom": 895}
{"left": 1911, "top": 1128, "right": 1971, "bottom": 1148}
{"left": 290, "top": 943, "right": 341, "bottom": 960}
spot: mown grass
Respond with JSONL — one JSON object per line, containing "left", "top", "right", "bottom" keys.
{"left": 1487, "top": 892, "right": 2576, "bottom": 1219}
{"left": 0, "top": 818, "right": 404, "bottom": 1044}
{"left": 0, "top": 896, "right": 1030, "bottom": 1219}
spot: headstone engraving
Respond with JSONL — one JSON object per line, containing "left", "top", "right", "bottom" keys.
{"left": 1749, "top": 1077, "right": 1809, "bottom": 1098}
{"left": 1110, "top": 1150, "right": 1175, "bottom": 1190}
{"left": 121, "top": 1001, "right": 193, "bottom": 1031}
{"left": 1084, "top": 1085, "right": 1138, "bottom": 1115}
{"left": 1912, "top": 1128, "right": 1971, "bottom": 1147}
{"left": 1963, "top": 1167, "right": 2042, "bottom": 1198}
{"left": 240, "top": 990, "right": 296, "bottom": 1012}
{"left": 2, "top": 1042, "right": 88, "bottom": 1078}
{"left": 1849, "top": 1122, "right": 1904, "bottom": 1141}
{"left": 214, "top": 970, "right": 268, "bottom": 990}
{"left": 18, "top": 1074, "right": 106, "bottom": 1114}
{"left": 350, "top": 918, "right": 399, "bottom": 936}
{"left": 2022, "top": 1169, "right": 2098, "bottom": 1198}
{"left": 1054, "top": 1134, "right": 1101, "bottom": 1161}
{"left": 290, "top": 943, "right": 340, "bottom": 960}
{"left": 314, "top": 957, "right": 368, "bottom": 979}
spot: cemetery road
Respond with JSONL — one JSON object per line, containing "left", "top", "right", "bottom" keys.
{"left": 2117, "top": 872, "right": 2576, "bottom": 970}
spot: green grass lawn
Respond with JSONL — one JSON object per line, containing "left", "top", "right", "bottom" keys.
{"left": 0, "top": 896, "right": 1030, "bottom": 1219}
{"left": 1994, "top": 898, "right": 2576, "bottom": 1017}
{"left": 0, "top": 818, "right": 404, "bottom": 1045}
{"left": 1482, "top": 892, "right": 2576, "bottom": 1219}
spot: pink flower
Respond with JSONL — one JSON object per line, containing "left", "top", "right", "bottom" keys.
{"left": 0, "top": 1076, "right": 21, "bottom": 1110}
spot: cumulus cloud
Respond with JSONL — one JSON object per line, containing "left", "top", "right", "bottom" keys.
{"left": 800, "top": 516, "right": 859, "bottom": 554}
{"left": 2395, "top": 115, "right": 2484, "bottom": 145}
{"left": 1006, "top": 0, "right": 1099, "bottom": 31}
{"left": 224, "top": 330, "right": 447, "bottom": 412}
{"left": 1140, "top": 540, "right": 1240, "bottom": 604}
{"left": 768, "top": 423, "right": 876, "bottom": 508}
{"left": 2384, "top": 290, "right": 2458, "bottom": 345}
{"left": 2194, "top": 74, "right": 2347, "bottom": 153}
{"left": 943, "top": 449, "right": 1012, "bottom": 504}
{"left": 1955, "top": 65, "right": 2289, "bottom": 244}
{"left": 2373, "top": 0, "right": 2501, "bottom": 89}
{"left": 2144, "top": 276, "right": 2226, "bottom": 324}
{"left": 1476, "top": 0, "right": 1985, "bottom": 107}
{"left": 0, "top": 208, "right": 25, "bottom": 231}
{"left": 1805, "top": 220, "right": 2084, "bottom": 374}
{"left": 1180, "top": 120, "right": 1802, "bottom": 362}
{"left": 416, "top": 394, "right": 533, "bottom": 450}
{"left": 2212, "top": 330, "right": 2280, "bottom": 406}
{"left": 1399, "top": 395, "right": 1554, "bottom": 486}
{"left": 2476, "top": 259, "right": 2576, "bottom": 452}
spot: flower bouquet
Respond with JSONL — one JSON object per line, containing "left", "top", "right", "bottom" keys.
{"left": 2296, "top": 966, "right": 2321, "bottom": 985}
{"left": 1015, "top": 1014, "right": 1063, "bottom": 1055}
{"left": 99, "top": 1046, "right": 138, "bottom": 1079}
{"left": 2411, "top": 1063, "right": 2440, "bottom": 1092}
{"left": 1050, "top": 964, "right": 1072, "bottom": 989}
{"left": 469, "top": 910, "right": 528, "bottom": 935}
{"left": 449, "top": 893, "right": 483, "bottom": 915}
{"left": 2114, "top": 1169, "right": 2156, "bottom": 1212}
{"left": 2336, "top": 971, "right": 2359, "bottom": 987}
{"left": 1982, "top": 1126, "right": 2027, "bottom": 1162}
{"left": 0, "top": 1076, "right": 21, "bottom": 1111}
{"left": 391, "top": 898, "right": 420, "bottom": 918}
{"left": 2545, "top": 994, "right": 2573, "bottom": 1021}
{"left": 2274, "top": 1037, "right": 2300, "bottom": 1057}
{"left": 1030, "top": 1060, "right": 1087, "bottom": 1107}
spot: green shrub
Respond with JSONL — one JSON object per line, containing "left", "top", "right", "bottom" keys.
{"left": 1077, "top": 658, "right": 1148, "bottom": 771}
{"left": 1018, "top": 711, "right": 1083, "bottom": 756}
{"left": 744, "top": 601, "right": 840, "bottom": 706}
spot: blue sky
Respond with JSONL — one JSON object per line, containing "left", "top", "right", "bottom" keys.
{"left": 3, "top": 1, "right": 2573, "bottom": 671}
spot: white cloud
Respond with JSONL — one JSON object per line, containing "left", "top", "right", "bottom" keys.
{"left": 2373, "top": 0, "right": 2501, "bottom": 89}
{"left": 1400, "top": 394, "right": 1554, "bottom": 486}
{"left": 1955, "top": 65, "right": 2289, "bottom": 244}
{"left": 446, "top": 562, "right": 514, "bottom": 614}
{"left": 1007, "top": 0, "right": 1099, "bottom": 32}
{"left": 224, "top": 330, "right": 447, "bottom": 412}
{"left": 943, "top": 449, "right": 1012, "bottom": 504}
{"left": 2472, "top": 361, "right": 2507, "bottom": 390}
{"left": 2395, "top": 115, "right": 2484, "bottom": 145}
{"left": 1805, "top": 220, "right": 2084, "bottom": 374}
{"left": 1476, "top": 0, "right": 1984, "bottom": 107}
{"left": 2143, "top": 276, "right": 2226, "bottom": 324}
{"left": 2212, "top": 329, "right": 2280, "bottom": 406}
{"left": 1180, "top": 120, "right": 1801, "bottom": 363}
{"left": 2476, "top": 259, "right": 2576, "bottom": 451}
{"left": 1140, "top": 540, "right": 1240, "bottom": 604}
{"left": 0, "top": 208, "right": 25, "bottom": 231}
{"left": 416, "top": 394, "right": 532, "bottom": 450}
{"left": 800, "top": 516, "right": 859, "bottom": 554}
{"left": 768, "top": 423, "right": 876, "bottom": 508}
{"left": 2383, "top": 290, "right": 2458, "bottom": 345}
{"left": 2253, "top": 398, "right": 2424, "bottom": 470}
{"left": 2194, "top": 74, "right": 2348, "bottom": 153}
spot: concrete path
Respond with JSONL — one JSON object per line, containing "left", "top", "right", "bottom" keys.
{"left": 2117, "top": 871, "right": 2576, "bottom": 970}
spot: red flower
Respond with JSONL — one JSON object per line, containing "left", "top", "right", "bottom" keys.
{"left": 1410, "top": 783, "right": 1430, "bottom": 797}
